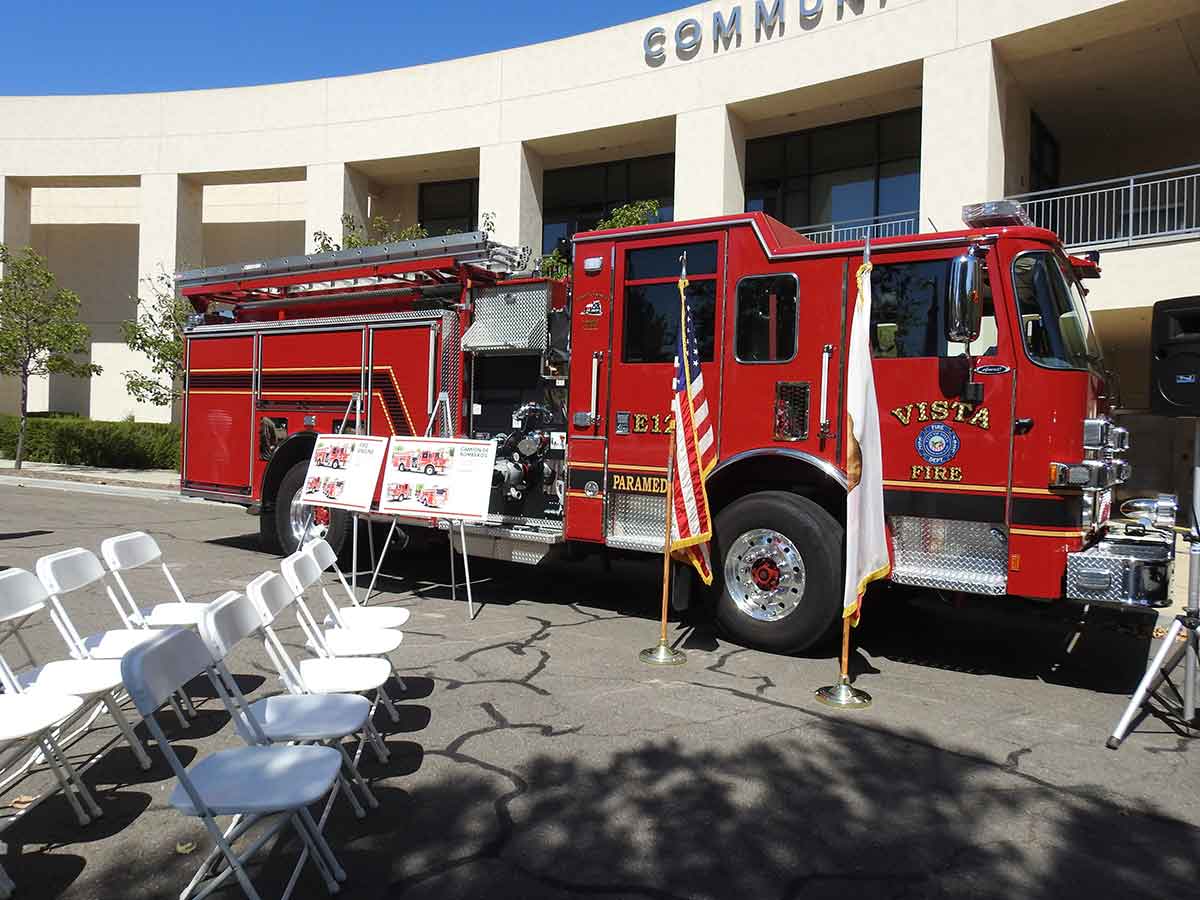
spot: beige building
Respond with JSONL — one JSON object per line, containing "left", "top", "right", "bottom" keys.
{"left": 2, "top": 0, "right": 1199, "bottom": 484}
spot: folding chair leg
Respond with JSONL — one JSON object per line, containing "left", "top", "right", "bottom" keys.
{"left": 103, "top": 693, "right": 152, "bottom": 770}
{"left": 169, "top": 696, "right": 190, "bottom": 730}
{"left": 299, "top": 806, "right": 346, "bottom": 883}
{"left": 288, "top": 813, "right": 340, "bottom": 894}
{"left": 0, "top": 861, "right": 15, "bottom": 900}
{"left": 194, "top": 815, "right": 267, "bottom": 900}
{"left": 44, "top": 732, "right": 102, "bottom": 819}
{"left": 40, "top": 738, "right": 91, "bottom": 826}
{"left": 337, "top": 742, "right": 379, "bottom": 809}
{"left": 335, "top": 772, "right": 366, "bottom": 820}
{"left": 376, "top": 684, "right": 401, "bottom": 723}
{"left": 388, "top": 663, "right": 407, "bottom": 694}
{"left": 177, "top": 689, "right": 198, "bottom": 719}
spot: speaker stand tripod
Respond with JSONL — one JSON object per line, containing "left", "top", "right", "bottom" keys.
{"left": 1107, "top": 420, "right": 1200, "bottom": 749}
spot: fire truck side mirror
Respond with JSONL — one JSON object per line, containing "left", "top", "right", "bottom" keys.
{"left": 947, "top": 254, "right": 984, "bottom": 345}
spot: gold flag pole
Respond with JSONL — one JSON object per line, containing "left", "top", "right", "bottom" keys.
{"left": 640, "top": 429, "right": 686, "bottom": 666}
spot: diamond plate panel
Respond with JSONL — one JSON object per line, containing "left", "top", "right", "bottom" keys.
{"left": 607, "top": 492, "right": 666, "bottom": 552}
{"left": 462, "top": 284, "right": 549, "bottom": 352}
{"left": 889, "top": 516, "right": 1008, "bottom": 595}
{"left": 439, "top": 311, "right": 461, "bottom": 436}
{"left": 1066, "top": 537, "right": 1173, "bottom": 608}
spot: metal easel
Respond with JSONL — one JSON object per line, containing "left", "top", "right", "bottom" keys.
{"left": 361, "top": 391, "right": 477, "bottom": 619}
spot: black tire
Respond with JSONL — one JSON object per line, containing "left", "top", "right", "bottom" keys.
{"left": 712, "top": 491, "right": 843, "bottom": 653}
{"left": 262, "top": 460, "right": 351, "bottom": 557}
{"left": 424, "top": 464, "right": 436, "bottom": 475}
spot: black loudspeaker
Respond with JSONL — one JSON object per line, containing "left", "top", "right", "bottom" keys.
{"left": 1151, "top": 297, "right": 1200, "bottom": 416}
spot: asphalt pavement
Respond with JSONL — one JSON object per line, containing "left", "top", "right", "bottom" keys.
{"left": 0, "top": 479, "right": 1197, "bottom": 900}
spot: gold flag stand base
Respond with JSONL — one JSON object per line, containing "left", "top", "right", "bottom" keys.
{"left": 639, "top": 639, "right": 687, "bottom": 666}
{"left": 814, "top": 675, "right": 872, "bottom": 709}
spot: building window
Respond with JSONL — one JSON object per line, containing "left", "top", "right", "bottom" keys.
{"left": 621, "top": 240, "right": 716, "bottom": 364}
{"left": 543, "top": 154, "right": 674, "bottom": 254}
{"left": 735, "top": 274, "right": 798, "bottom": 363}
{"left": 1030, "top": 114, "right": 1060, "bottom": 193}
{"left": 745, "top": 109, "right": 921, "bottom": 230}
{"left": 870, "top": 259, "right": 996, "bottom": 360}
{"left": 419, "top": 179, "right": 478, "bottom": 235}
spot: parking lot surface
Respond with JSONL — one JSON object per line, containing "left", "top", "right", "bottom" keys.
{"left": 1, "top": 480, "right": 1198, "bottom": 899}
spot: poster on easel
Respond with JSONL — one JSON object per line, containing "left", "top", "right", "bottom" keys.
{"left": 299, "top": 434, "right": 387, "bottom": 513}
{"left": 378, "top": 436, "right": 497, "bottom": 521}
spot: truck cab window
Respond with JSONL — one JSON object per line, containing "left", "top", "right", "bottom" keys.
{"left": 622, "top": 241, "right": 717, "bottom": 364}
{"left": 869, "top": 259, "right": 996, "bottom": 359}
{"left": 1011, "top": 250, "right": 1103, "bottom": 371}
{"left": 735, "top": 274, "right": 798, "bottom": 362}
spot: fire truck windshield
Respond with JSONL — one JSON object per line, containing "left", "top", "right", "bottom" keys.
{"left": 1012, "top": 250, "right": 1104, "bottom": 372}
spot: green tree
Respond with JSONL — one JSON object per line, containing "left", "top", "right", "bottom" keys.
{"left": 538, "top": 200, "right": 660, "bottom": 280}
{"left": 312, "top": 213, "right": 429, "bottom": 252}
{"left": 0, "top": 245, "right": 100, "bottom": 469}
{"left": 121, "top": 269, "right": 192, "bottom": 408}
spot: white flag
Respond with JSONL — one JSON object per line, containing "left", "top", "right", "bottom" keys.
{"left": 843, "top": 260, "right": 891, "bottom": 625}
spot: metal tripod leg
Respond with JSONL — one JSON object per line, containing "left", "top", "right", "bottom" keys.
{"left": 1108, "top": 617, "right": 1191, "bottom": 748}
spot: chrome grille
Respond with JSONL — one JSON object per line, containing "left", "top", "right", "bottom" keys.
{"left": 773, "top": 382, "right": 810, "bottom": 441}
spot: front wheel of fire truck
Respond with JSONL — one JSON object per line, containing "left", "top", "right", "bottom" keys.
{"left": 712, "top": 491, "right": 843, "bottom": 654}
{"left": 262, "top": 460, "right": 350, "bottom": 557}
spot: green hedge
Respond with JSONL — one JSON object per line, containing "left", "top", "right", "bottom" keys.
{"left": 0, "top": 414, "right": 180, "bottom": 470}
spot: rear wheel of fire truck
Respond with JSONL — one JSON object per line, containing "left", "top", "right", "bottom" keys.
{"left": 263, "top": 460, "right": 350, "bottom": 557}
{"left": 712, "top": 491, "right": 843, "bottom": 653}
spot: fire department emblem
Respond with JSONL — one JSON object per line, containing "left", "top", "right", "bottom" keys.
{"left": 915, "top": 423, "right": 960, "bottom": 465}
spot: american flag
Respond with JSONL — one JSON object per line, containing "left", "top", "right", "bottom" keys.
{"left": 669, "top": 253, "right": 716, "bottom": 585}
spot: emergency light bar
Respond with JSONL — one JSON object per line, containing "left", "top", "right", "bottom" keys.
{"left": 962, "top": 200, "right": 1034, "bottom": 229}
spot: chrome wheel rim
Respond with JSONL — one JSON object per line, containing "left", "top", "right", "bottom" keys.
{"left": 289, "top": 489, "right": 330, "bottom": 546}
{"left": 724, "top": 528, "right": 806, "bottom": 622}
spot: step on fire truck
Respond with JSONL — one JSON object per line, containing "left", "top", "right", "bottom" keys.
{"left": 178, "top": 206, "right": 1176, "bottom": 652}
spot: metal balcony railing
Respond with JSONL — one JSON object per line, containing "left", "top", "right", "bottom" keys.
{"left": 1009, "top": 164, "right": 1200, "bottom": 250}
{"left": 795, "top": 212, "right": 919, "bottom": 244}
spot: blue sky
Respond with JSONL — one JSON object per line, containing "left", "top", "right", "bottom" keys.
{"left": 0, "top": 1, "right": 685, "bottom": 95}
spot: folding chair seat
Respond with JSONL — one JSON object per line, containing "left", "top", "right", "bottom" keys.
{"left": 121, "top": 627, "right": 347, "bottom": 900}
{"left": 247, "top": 571, "right": 399, "bottom": 743}
{"left": 101, "top": 532, "right": 207, "bottom": 629}
{"left": 304, "top": 539, "right": 411, "bottom": 630}
{"left": 0, "top": 568, "right": 153, "bottom": 771}
{"left": 0, "top": 690, "right": 103, "bottom": 828}
{"left": 280, "top": 549, "right": 404, "bottom": 658}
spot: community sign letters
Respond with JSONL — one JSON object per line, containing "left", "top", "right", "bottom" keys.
{"left": 300, "top": 434, "right": 387, "bottom": 513}
{"left": 379, "top": 437, "right": 497, "bottom": 521}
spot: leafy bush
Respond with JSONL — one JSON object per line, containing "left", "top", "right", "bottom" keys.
{"left": 0, "top": 414, "right": 179, "bottom": 470}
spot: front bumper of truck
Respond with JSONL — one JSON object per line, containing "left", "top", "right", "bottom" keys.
{"left": 1065, "top": 527, "right": 1175, "bottom": 609}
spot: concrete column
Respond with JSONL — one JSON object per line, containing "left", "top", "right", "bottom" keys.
{"left": 0, "top": 177, "right": 34, "bottom": 414}
{"left": 673, "top": 106, "right": 746, "bottom": 221}
{"left": 478, "top": 142, "right": 543, "bottom": 257}
{"left": 305, "top": 162, "right": 370, "bottom": 252}
{"left": 919, "top": 42, "right": 1008, "bottom": 231}
{"left": 90, "top": 173, "right": 203, "bottom": 423}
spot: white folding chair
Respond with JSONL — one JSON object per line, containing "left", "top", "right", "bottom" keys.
{"left": 121, "top": 627, "right": 347, "bottom": 900}
{"left": 0, "top": 568, "right": 152, "bottom": 772}
{"left": 246, "top": 572, "right": 395, "bottom": 757}
{"left": 0, "top": 692, "right": 102, "bottom": 829}
{"left": 305, "top": 539, "right": 411, "bottom": 629}
{"left": 198, "top": 590, "right": 378, "bottom": 814}
{"left": 35, "top": 548, "right": 167, "bottom": 661}
{"left": 279, "top": 551, "right": 405, "bottom": 717}
{"left": 100, "top": 532, "right": 206, "bottom": 629}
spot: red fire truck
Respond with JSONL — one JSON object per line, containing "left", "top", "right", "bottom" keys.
{"left": 417, "top": 485, "right": 449, "bottom": 509}
{"left": 313, "top": 445, "right": 350, "bottom": 469}
{"left": 392, "top": 447, "right": 450, "bottom": 476}
{"left": 178, "top": 208, "right": 1175, "bottom": 652}
{"left": 387, "top": 482, "right": 413, "bottom": 503}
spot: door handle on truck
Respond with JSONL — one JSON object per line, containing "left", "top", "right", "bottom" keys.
{"left": 573, "top": 351, "right": 604, "bottom": 429}
{"left": 819, "top": 343, "right": 834, "bottom": 438}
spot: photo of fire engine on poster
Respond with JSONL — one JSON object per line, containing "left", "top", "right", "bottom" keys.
{"left": 379, "top": 436, "right": 497, "bottom": 521}
{"left": 299, "top": 434, "right": 387, "bottom": 513}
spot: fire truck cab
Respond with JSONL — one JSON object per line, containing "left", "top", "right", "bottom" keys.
{"left": 179, "top": 206, "right": 1175, "bottom": 652}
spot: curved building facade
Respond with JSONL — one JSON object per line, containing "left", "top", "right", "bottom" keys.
{"left": 2, "top": 0, "right": 1199, "bottom": 491}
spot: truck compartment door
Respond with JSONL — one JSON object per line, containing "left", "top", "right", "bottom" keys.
{"left": 368, "top": 324, "right": 439, "bottom": 437}
{"left": 183, "top": 335, "right": 255, "bottom": 495}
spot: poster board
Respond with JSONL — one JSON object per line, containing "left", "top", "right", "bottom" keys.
{"left": 379, "top": 436, "right": 497, "bottom": 521}
{"left": 299, "top": 434, "right": 387, "bottom": 513}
